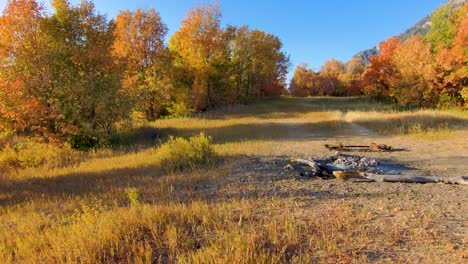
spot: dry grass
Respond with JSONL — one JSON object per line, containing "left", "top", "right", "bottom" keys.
{"left": 1, "top": 97, "right": 467, "bottom": 263}
{"left": 1, "top": 192, "right": 457, "bottom": 263}
{"left": 345, "top": 110, "right": 468, "bottom": 138}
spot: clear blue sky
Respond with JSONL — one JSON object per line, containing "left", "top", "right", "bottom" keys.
{"left": 1, "top": 0, "right": 447, "bottom": 77}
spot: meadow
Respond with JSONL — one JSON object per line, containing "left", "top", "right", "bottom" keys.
{"left": 1, "top": 97, "right": 467, "bottom": 263}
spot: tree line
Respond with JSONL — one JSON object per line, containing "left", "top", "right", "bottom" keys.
{"left": 0, "top": 0, "right": 289, "bottom": 147}
{"left": 290, "top": 3, "right": 467, "bottom": 108}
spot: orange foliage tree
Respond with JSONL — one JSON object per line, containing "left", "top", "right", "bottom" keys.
{"left": 1, "top": 0, "right": 128, "bottom": 146}
{"left": 342, "top": 57, "right": 365, "bottom": 96}
{"left": 390, "top": 36, "right": 437, "bottom": 106}
{"left": 289, "top": 64, "right": 314, "bottom": 97}
{"left": 0, "top": 0, "right": 59, "bottom": 139}
{"left": 169, "top": 3, "right": 225, "bottom": 111}
{"left": 361, "top": 37, "right": 401, "bottom": 100}
{"left": 113, "top": 8, "right": 173, "bottom": 120}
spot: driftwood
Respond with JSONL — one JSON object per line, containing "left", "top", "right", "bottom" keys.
{"left": 324, "top": 142, "right": 394, "bottom": 152}
{"left": 291, "top": 158, "right": 468, "bottom": 185}
{"left": 364, "top": 173, "right": 468, "bottom": 185}
{"left": 291, "top": 158, "right": 321, "bottom": 173}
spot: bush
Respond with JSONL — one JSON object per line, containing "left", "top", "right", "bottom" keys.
{"left": 160, "top": 101, "right": 192, "bottom": 118}
{"left": 0, "top": 140, "right": 81, "bottom": 173}
{"left": 157, "top": 132, "right": 215, "bottom": 173}
{"left": 437, "top": 93, "right": 463, "bottom": 109}
{"left": 461, "top": 87, "right": 468, "bottom": 108}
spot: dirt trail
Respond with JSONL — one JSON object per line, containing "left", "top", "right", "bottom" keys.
{"left": 340, "top": 110, "right": 380, "bottom": 138}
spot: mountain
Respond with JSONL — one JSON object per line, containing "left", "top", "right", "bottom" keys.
{"left": 354, "top": 0, "right": 467, "bottom": 64}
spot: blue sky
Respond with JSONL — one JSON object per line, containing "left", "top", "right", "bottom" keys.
{"left": 1, "top": 0, "right": 446, "bottom": 77}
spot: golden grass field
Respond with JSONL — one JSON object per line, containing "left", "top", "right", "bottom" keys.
{"left": 1, "top": 97, "right": 467, "bottom": 263}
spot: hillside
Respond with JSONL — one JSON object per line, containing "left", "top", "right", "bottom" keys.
{"left": 354, "top": 0, "right": 467, "bottom": 64}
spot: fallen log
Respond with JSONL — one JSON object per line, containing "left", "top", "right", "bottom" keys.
{"left": 364, "top": 174, "right": 468, "bottom": 185}
{"left": 324, "top": 142, "right": 394, "bottom": 152}
{"left": 291, "top": 158, "right": 334, "bottom": 178}
{"left": 291, "top": 158, "right": 321, "bottom": 173}
{"left": 290, "top": 158, "right": 468, "bottom": 185}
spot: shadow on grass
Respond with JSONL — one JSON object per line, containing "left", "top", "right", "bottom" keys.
{"left": 111, "top": 112, "right": 468, "bottom": 148}
{"left": 0, "top": 164, "right": 162, "bottom": 207}
{"left": 110, "top": 121, "right": 347, "bottom": 148}
{"left": 109, "top": 97, "right": 468, "bottom": 149}
{"left": 0, "top": 153, "right": 406, "bottom": 208}
{"left": 200, "top": 96, "right": 399, "bottom": 120}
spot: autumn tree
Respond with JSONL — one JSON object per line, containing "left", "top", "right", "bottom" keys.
{"left": 361, "top": 37, "right": 401, "bottom": 100}
{"left": 0, "top": 0, "right": 57, "bottom": 139}
{"left": 44, "top": 0, "right": 127, "bottom": 146}
{"left": 432, "top": 3, "right": 468, "bottom": 107}
{"left": 390, "top": 36, "right": 437, "bottom": 106}
{"left": 318, "top": 59, "right": 345, "bottom": 95}
{"left": 113, "top": 8, "right": 173, "bottom": 120}
{"left": 227, "top": 25, "right": 252, "bottom": 100}
{"left": 0, "top": 0, "right": 128, "bottom": 146}
{"left": 289, "top": 64, "right": 314, "bottom": 97}
{"left": 341, "top": 57, "right": 364, "bottom": 95}
{"left": 245, "top": 30, "right": 289, "bottom": 97}
{"left": 169, "top": 3, "right": 225, "bottom": 111}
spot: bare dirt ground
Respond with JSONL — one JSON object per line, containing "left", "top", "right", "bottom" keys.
{"left": 202, "top": 97, "right": 468, "bottom": 262}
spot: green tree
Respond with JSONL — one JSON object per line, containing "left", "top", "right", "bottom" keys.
{"left": 425, "top": 3, "right": 463, "bottom": 51}
{"left": 45, "top": 0, "right": 128, "bottom": 146}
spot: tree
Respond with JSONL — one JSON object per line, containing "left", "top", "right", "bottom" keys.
{"left": 424, "top": 3, "right": 464, "bottom": 52}
{"left": 339, "top": 57, "right": 364, "bottom": 96}
{"left": 289, "top": 64, "right": 313, "bottom": 97}
{"left": 434, "top": 3, "right": 468, "bottom": 107}
{"left": 361, "top": 37, "right": 401, "bottom": 99}
{"left": 0, "top": 0, "right": 128, "bottom": 146}
{"left": 0, "top": 0, "right": 58, "bottom": 139}
{"left": 346, "top": 57, "right": 365, "bottom": 75}
{"left": 45, "top": 0, "right": 127, "bottom": 146}
{"left": 113, "top": 8, "right": 172, "bottom": 120}
{"left": 169, "top": 3, "right": 225, "bottom": 111}
{"left": 318, "top": 59, "right": 345, "bottom": 96}
{"left": 247, "top": 30, "right": 289, "bottom": 97}
{"left": 391, "top": 36, "right": 437, "bottom": 106}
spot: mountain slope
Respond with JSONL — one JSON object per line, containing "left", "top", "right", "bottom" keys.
{"left": 354, "top": 0, "right": 467, "bottom": 64}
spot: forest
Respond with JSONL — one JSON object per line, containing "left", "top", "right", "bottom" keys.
{"left": 290, "top": 3, "right": 467, "bottom": 108}
{"left": 0, "top": 0, "right": 289, "bottom": 148}
{"left": 1, "top": 1, "right": 467, "bottom": 149}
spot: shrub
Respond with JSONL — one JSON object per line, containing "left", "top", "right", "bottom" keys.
{"left": 157, "top": 132, "right": 215, "bottom": 173}
{"left": 437, "top": 93, "right": 463, "bottom": 109}
{"left": 461, "top": 87, "right": 468, "bottom": 108}
{"left": 161, "top": 101, "right": 192, "bottom": 118}
{"left": 0, "top": 140, "right": 81, "bottom": 173}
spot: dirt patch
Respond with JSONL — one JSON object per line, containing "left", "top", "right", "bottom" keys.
{"left": 217, "top": 155, "right": 467, "bottom": 260}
